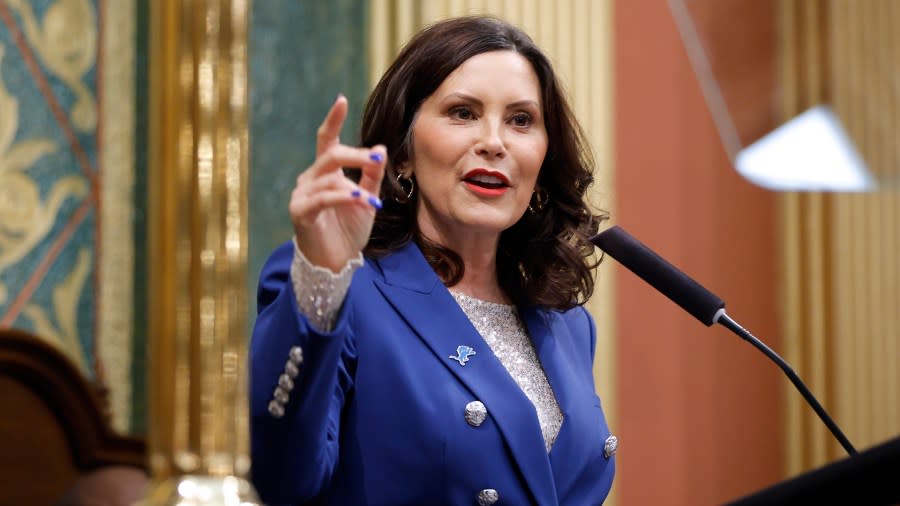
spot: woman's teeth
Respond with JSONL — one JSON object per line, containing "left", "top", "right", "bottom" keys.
{"left": 465, "top": 174, "right": 506, "bottom": 188}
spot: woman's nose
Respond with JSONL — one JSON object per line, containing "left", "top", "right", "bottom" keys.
{"left": 474, "top": 120, "right": 506, "bottom": 159}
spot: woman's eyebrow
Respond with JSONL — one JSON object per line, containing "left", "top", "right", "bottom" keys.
{"left": 441, "top": 92, "right": 482, "bottom": 105}
{"left": 441, "top": 93, "right": 540, "bottom": 111}
{"left": 506, "top": 100, "right": 540, "bottom": 111}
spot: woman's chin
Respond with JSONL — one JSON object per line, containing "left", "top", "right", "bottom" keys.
{"left": 454, "top": 211, "right": 521, "bottom": 235}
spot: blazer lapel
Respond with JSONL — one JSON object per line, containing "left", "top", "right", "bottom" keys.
{"left": 522, "top": 307, "right": 593, "bottom": 498}
{"left": 372, "top": 243, "right": 558, "bottom": 505}
{"left": 521, "top": 308, "right": 574, "bottom": 429}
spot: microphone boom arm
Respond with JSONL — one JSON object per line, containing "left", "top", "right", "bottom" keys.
{"left": 591, "top": 225, "right": 858, "bottom": 457}
{"left": 715, "top": 311, "right": 858, "bottom": 456}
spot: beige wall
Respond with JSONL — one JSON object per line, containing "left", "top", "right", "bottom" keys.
{"left": 778, "top": 0, "right": 900, "bottom": 473}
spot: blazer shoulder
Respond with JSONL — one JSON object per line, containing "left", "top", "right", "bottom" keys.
{"left": 256, "top": 240, "right": 295, "bottom": 309}
{"left": 261, "top": 240, "right": 294, "bottom": 273}
{"left": 556, "top": 304, "right": 597, "bottom": 359}
{"left": 557, "top": 304, "right": 595, "bottom": 334}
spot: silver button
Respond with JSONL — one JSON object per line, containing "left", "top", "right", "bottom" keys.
{"left": 604, "top": 435, "right": 618, "bottom": 458}
{"left": 464, "top": 400, "right": 487, "bottom": 427}
{"left": 273, "top": 386, "right": 289, "bottom": 404}
{"left": 268, "top": 400, "right": 285, "bottom": 418}
{"left": 477, "top": 488, "right": 499, "bottom": 505}
{"left": 289, "top": 346, "right": 304, "bottom": 365}
{"left": 284, "top": 359, "right": 300, "bottom": 378}
{"left": 278, "top": 373, "right": 294, "bottom": 391}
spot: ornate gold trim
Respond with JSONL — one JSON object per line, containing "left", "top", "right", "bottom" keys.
{"left": 99, "top": 0, "right": 137, "bottom": 434}
{"left": 146, "top": 1, "right": 255, "bottom": 501}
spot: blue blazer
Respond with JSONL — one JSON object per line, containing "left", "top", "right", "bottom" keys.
{"left": 250, "top": 241, "right": 615, "bottom": 505}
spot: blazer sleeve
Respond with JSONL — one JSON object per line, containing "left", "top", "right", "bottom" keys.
{"left": 249, "top": 241, "right": 357, "bottom": 504}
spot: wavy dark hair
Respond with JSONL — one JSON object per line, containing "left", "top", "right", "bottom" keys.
{"left": 362, "top": 16, "right": 606, "bottom": 310}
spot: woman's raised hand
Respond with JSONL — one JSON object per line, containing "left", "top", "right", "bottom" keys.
{"left": 289, "top": 95, "right": 387, "bottom": 272}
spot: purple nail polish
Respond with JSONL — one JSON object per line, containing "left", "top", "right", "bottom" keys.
{"left": 368, "top": 195, "right": 383, "bottom": 210}
{"left": 369, "top": 152, "right": 384, "bottom": 163}
{"left": 351, "top": 189, "right": 361, "bottom": 198}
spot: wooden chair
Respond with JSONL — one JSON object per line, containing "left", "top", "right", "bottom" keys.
{"left": 0, "top": 328, "right": 146, "bottom": 505}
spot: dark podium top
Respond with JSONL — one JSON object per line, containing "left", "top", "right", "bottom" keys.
{"left": 727, "top": 435, "right": 900, "bottom": 505}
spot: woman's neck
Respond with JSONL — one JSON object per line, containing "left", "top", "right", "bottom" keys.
{"left": 448, "top": 243, "right": 510, "bottom": 304}
{"left": 417, "top": 216, "right": 509, "bottom": 304}
{"left": 452, "top": 272, "right": 508, "bottom": 305}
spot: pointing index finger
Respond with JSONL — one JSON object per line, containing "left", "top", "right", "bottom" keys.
{"left": 316, "top": 94, "right": 348, "bottom": 157}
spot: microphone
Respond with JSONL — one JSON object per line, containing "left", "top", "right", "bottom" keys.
{"left": 591, "top": 225, "right": 858, "bottom": 457}
{"left": 590, "top": 225, "right": 725, "bottom": 326}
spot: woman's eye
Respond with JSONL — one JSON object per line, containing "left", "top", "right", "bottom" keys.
{"left": 449, "top": 106, "right": 475, "bottom": 120}
{"left": 511, "top": 112, "right": 533, "bottom": 127}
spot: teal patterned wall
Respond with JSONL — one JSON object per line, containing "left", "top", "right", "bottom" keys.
{"left": 0, "top": 0, "right": 144, "bottom": 434}
{"left": 0, "top": 0, "right": 98, "bottom": 371}
{"left": 248, "top": 0, "right": 369, "bottom": 322}
{"left": 0, "top": 0, "right": 367, "bottom": 436}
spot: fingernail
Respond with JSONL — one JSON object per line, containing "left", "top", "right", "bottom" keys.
{"left": 368, "top": 195, "right": 383, "bottom": 210}
{"left": 369, "top": 152, "right": 384, "bottom": 163}
{"left": 336, "top": 93, "right": 345, "bottom": 102}
{"left": 351, "top": 189, "right": 361, "bottom": 198}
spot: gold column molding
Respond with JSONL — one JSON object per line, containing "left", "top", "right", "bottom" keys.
{"left": 779, "top": 0, "right": 900, "bottom": 476}
{"left": 145, "top": 0, "right": 257, "bottom": 503}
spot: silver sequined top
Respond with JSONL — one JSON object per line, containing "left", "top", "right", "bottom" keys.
{"left": 451, "top": 292, "right": 562, "bottom": 452}
{"left": 290, "top": 241, "right": 562, "bottom": 451}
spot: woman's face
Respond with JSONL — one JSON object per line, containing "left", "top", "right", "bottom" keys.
{"left": 408, "top": 50, "right": 548, "bottom": 245}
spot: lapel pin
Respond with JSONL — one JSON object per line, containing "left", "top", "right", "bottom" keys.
{"left": 449, "top": 345, "right": 476, "bottom": 366}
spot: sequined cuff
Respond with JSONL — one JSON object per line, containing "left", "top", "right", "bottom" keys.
{"left": 290, "top": 238, "right": 363, "bottom": 332}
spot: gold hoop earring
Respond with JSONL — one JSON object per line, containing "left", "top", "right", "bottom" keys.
{"left": 395, "top": 173, "right": 415, "bottom": 203}
{"left": 528, "top": 188, "right": 548, "bottom": 213}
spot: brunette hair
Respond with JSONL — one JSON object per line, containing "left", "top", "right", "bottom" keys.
{"left": 362, "top": 16, "right": 605, "bottom": 310}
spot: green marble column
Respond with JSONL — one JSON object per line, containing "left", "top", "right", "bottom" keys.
{"left": 248, "top": 0, "right": 369, "bottom": 328}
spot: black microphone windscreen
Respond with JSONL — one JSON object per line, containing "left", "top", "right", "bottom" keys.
{"left": 591, "top": 226, "right": 725, "bottom": 326}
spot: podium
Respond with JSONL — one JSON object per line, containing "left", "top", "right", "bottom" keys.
{"left": 727, "top": 435, "right": 900, "bottom": 505}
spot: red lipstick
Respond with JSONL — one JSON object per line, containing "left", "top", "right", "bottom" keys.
{"left": 462, "top": 169, "right": 510, "bottom": 197}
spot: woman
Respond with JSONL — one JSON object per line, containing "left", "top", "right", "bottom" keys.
{"left": 251, "top": 16, "right": 615, "bottom": 505}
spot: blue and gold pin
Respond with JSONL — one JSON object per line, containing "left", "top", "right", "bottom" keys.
{"left": 449, "top": 345, "right": 476, "bottom": 366}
